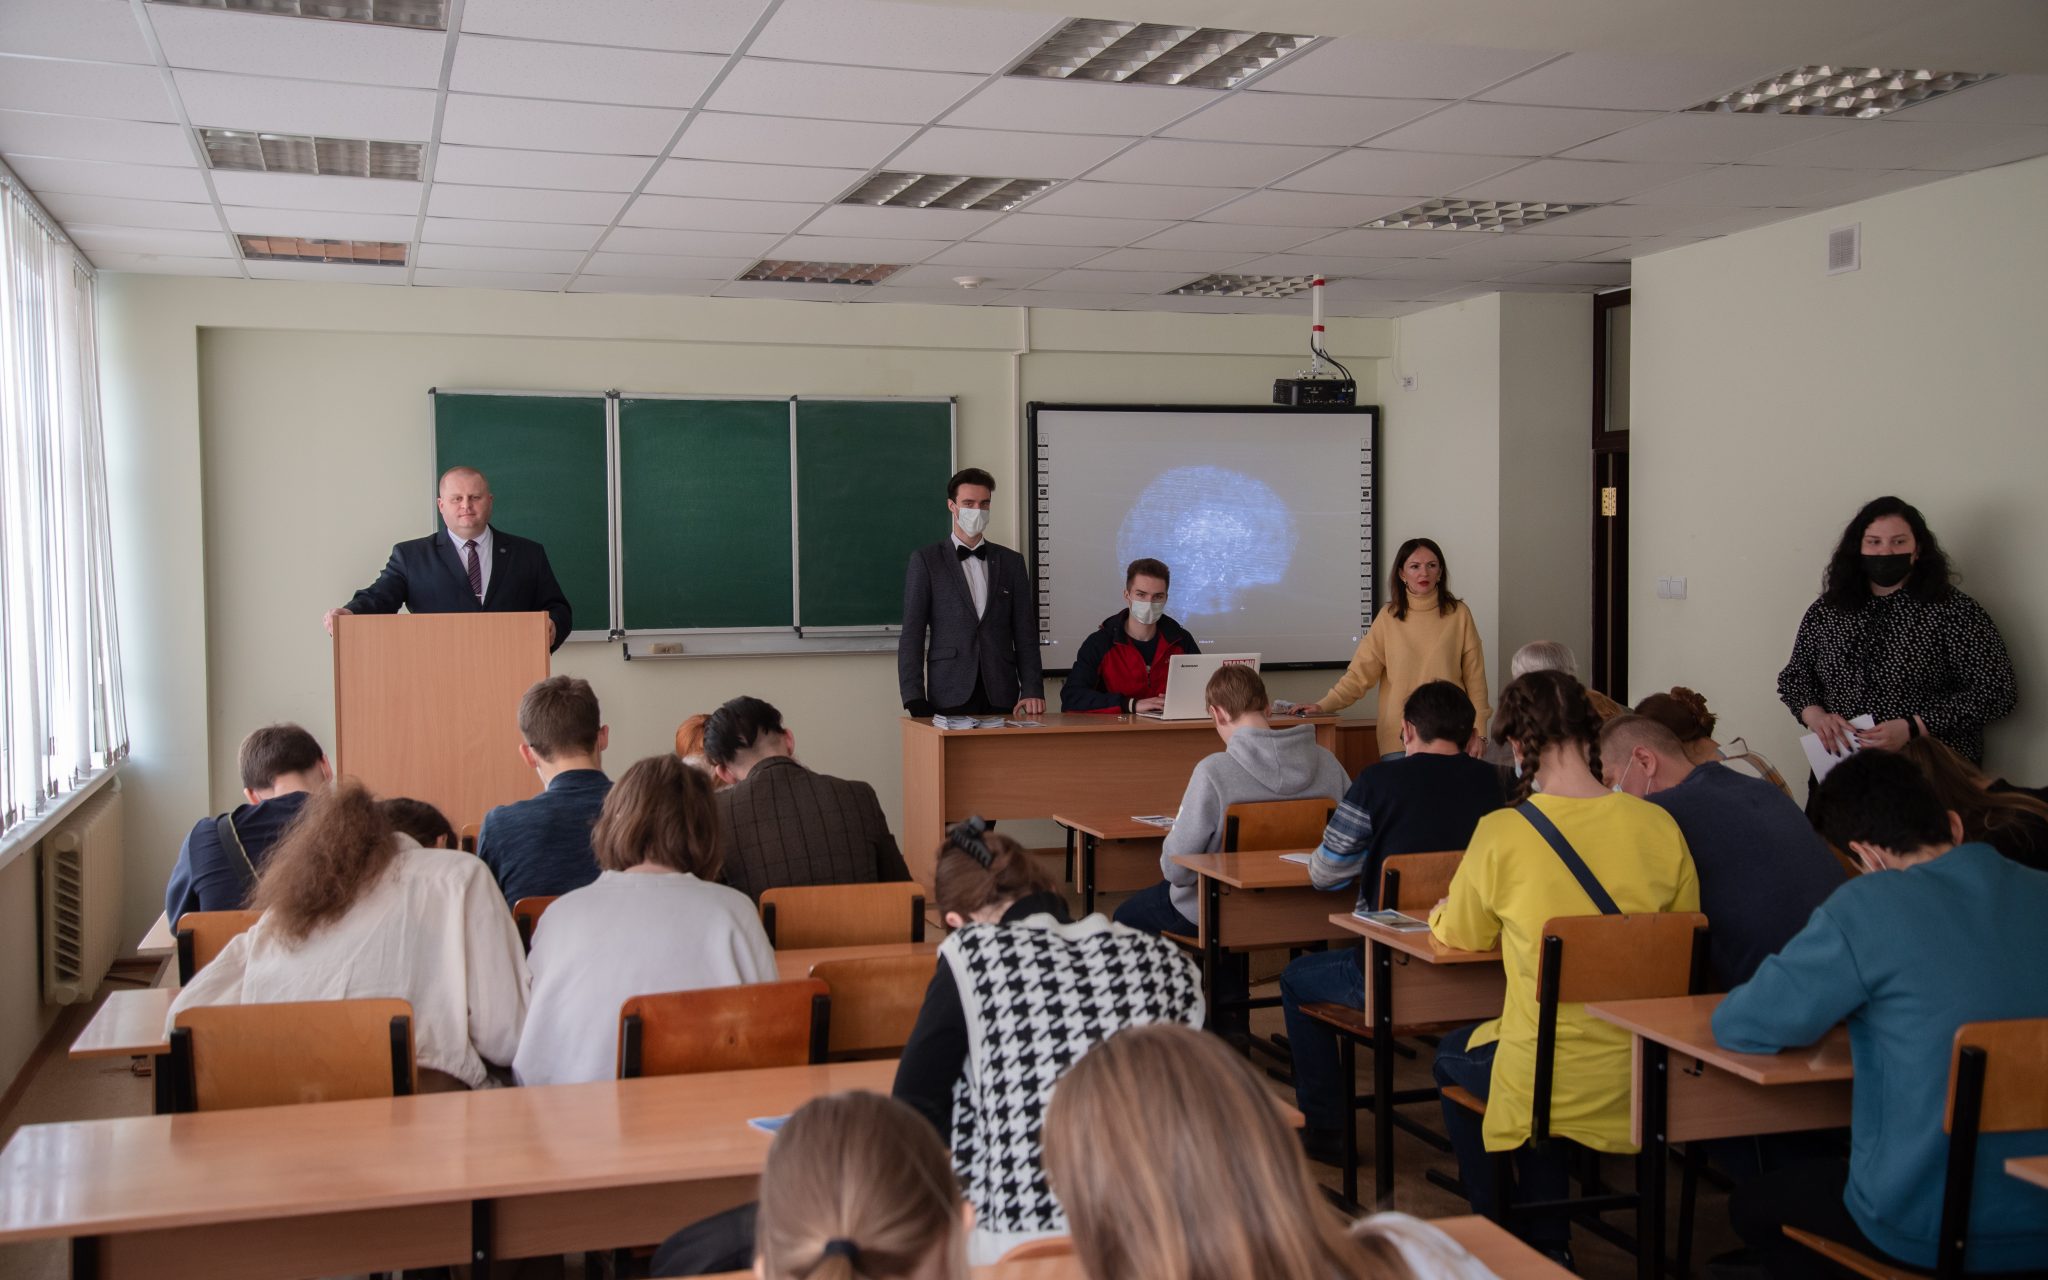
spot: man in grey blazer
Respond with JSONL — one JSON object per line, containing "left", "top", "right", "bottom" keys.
{"left": 897, "top": 467, "right": 1046, "bottom": 719}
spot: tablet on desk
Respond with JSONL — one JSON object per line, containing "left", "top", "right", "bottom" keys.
{"left": 1355, "top": 909, "right": 1432, "bottom": 932}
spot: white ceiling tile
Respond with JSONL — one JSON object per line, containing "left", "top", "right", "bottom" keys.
{"left": 1134, "top": 222, "right": 1327, "bottom": 252}
{"left": 1163, "top": 94, "right": 1437, "bottom": 146}
{"left": 646, "top": 159, "right": 863, "bottom": 202}
{"left": 1623, "top": 164, "right": 1882, "bottom": 208}
{"left": 970, "top": 214, "right": 1172, "bottom": 247}
{"left": 1276, "top": 148, "right": 1524, "bottom": 195}
{"left": 1515, "top": 203, "right": 1751, "bottom": 236}
{"left": 990, "top": 289, "right": 1150, "bottom": 311}
{"left": 413, "top": 268, "right": 570, "bottom": 291}
{"left": 749, "top": 0, "right": 1057, "bottom": 73}
{"left": 1817, "top": 169, "right": 1955, "bottom": 203}
{"left": 1247, "top": 39, "right": 1554, "bottom": 100}
{"left": 1076, "top": 247, "right": 1262, "bottom": 272}
{"left": 716, "top": 280, "right": 874, "bottom": 302}
{"left": 925, "top": 241, "right": 1102, "bottom": 268}
{"left": 441, "top": 94, "right": 684, "bottom": 155}
{"left": 1141, "top": 295, "right": 1312, "bottom": 316}
{"left": 1371, "top": 103, "right": 1658, "bottom": 157}
{"left": 1230, "top": 251, "right": 1426, "bottom": 275}
{"left": 1089, "top": 139, "right": 1337, "bottom": 188}
{"left": 86, "top": 251, "right": 243, "bottom": 277}
{"left": 146, "top": 6, "right": 443, "bottom": 87}
{"left": 802, "top": 204, "right": 1001, "bottom": 240}
{"left": 1361, "top": 256, "right": 1531, "bottom": 281}
{"left": 2, "top": 155, "right": 207, "bottom": 201}
{"left": 423, "top": 219, "right": 603, "bottom": 251}
{"left": 1197, "top": 190, "right": 1415, "bottom": 227}
{"left": 599, "top": 226, "right": 783, "bottom": 256}
{"left": 1318, "top": 277, "right": 1436, "bottom": 300}
{"left": 1890, "top": 74, "right": 2048, "bottom": 125}
{"left": 1750, "top": 121, "right": 2048, "bottom": 172}
{"left": 673, "top": 113, "right": 916, "bottom": 169}
{"left": 37, "top": 193, "right": 218, "bottom": 231}
{"left": 941, "top": 78, "right": 1215, "bottom": 138}
{"left": 889, "top": 128, "right": 1132, "bottom": 180}
{"left": 567, "top": 276, "right": 728, "bottom": 295}
{"left": 1452, "top": 158, "right": 1714, "bottom": 203}
{"left": 433, "top": 146, "right": 651, "bottom": 193}
{"left": 1579, "top": 236, "right": 1709, "bottom": 261}
{"left": 243, "top": 260, "right": 405, "bottom": 284}
{"left": 0, "top": 56, "right": 176, "bottom": 123}
{"left": 769, "top": 234, "right": 949, "bottom": 261}
{"left": 1021, "top": 181, "right": 1239, "bottom": 220}
{"left": 209, "top": 170, "right": 421, "bottom": 214}
{"left": 709, "top": 59, "right": 982, "bottom": 124}
{"left": 584, "top": 251, "right": 753, "bottom": 278}
{"left": 0, "top": 111, "right": 190, "bottom": 166}
{"left": 620, "top": 194, "right": 818, "bottom": 233}
{"left": 65, "top": 222, "right": 233, "bottom": 258}
{"left": 1029, "top": 269, "right": 1190, "bottom": 294}
{"left": 221, "top": 206, "right": 416, "bottom": 240}
{"left": 460, "top": 0, "right": 771, "bottom": 54}
{"left": 451, "top": 37, "right": 724, "bottom": 109}
{"left": 1293, "top": 228, "right": 1480, "bottom": 258}
{"left": 1478, "top": 53, "right": 1776, "bottom": 112}
{"left": 856, "top": 287, "right": 1000, "bottom": 306}
{"left": 427, "top": 184, "right": 629, "bottom": 224}
{"left": 173, "top": 71, "right": 436, "bottom": 139}
{"left": 1907, "top": 125, "right": 2048, "bottom": 171}
{"left": 1327, "top": 299, "right": 1433, "bottom": 318}
{"left": 0, "top": 0, "right": 151, "bottom": 65}
{"left": 415, "top": 244, "right": 587, "bottom": 272}
{"left": 1444, "top": 232, "right": 1627, "bottom": 261}
{"left": 1562, "top": 113, "right": 1853, "bottom": 163}
{"left": 1504, "top": 261, "right": 1633, "bottom": 287}
{"left": 878, "top": 263, "right": 1055, "bottom": 290}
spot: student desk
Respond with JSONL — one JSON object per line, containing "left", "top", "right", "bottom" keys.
{"left": 900, "top": 713, "right": 1349, "bottom": 887}
{"left": 2010, "top": 1156, "right": 2048, "bottom": 1190}
{"left": 1332, "top": 912, "right": 1505, "bottom": 1206}
{"left": 1050, "top": 811, "right": 1166, "bottom": 915}
{"left": 136, "top": 913, "right": 174, "bottom": 959}
{"left": 1587, "top": 994, "right": 1853, "bottom": 1280}
{"left": 1168, "top": 850, "right": 1356, "bottom": 1034}
{"left": 0, "top": 1058, "right": 897, "bottom": 1279}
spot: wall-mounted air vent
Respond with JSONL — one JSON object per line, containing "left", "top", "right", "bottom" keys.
{"left": 1827, "top": 224, "right": 1861, "bottom": 275}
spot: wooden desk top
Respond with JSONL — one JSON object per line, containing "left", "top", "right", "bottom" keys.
{"left": 905, "top": 713, "right": 1347, "bottom": 738}
{"left": 0, "top": 1058, "right": 897, "bottom": 1242}
{"left": 70, "top": 988, "right": 174, "bottom": 1059}
{"left": 137, "top": 912, "right": 175, "bottom": 959}
{"left": 1051, "top": 812, "right": 1169, "bottom": 841}
{"left": 1586, "top": 995, "right": 1854, "bottom": 1086}
{"left": 777, "top": 941, "right": 941, "bottom": 980}
{"left": 2007, "top": 1156, "right": 2048, "bottom": 1191}
{"left": 1170, "top": 848, "right": 1328, "bottom": 890}
{"left": 1331, "top": 913, "right": 1502, "bottom": 965}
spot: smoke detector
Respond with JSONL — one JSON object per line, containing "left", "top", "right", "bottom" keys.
{"left": 954, "top": 276, "right": 987, "bottom": 289}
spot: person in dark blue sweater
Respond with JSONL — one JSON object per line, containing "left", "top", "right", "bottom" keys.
{"left": 478, "top": 676, "right": 612, "bottom": 909}
{"left": 1279, "top": 680, "right": 1506, "bottom": 1160}
{"left": 1714, "top": 750, "right": 2048, "bottom": 1277}
{"left": 1599, "top": 714, "right": 1845, "bottom": 991}
{"left": 164, "top": 723, "right": 329, "bottom": 926}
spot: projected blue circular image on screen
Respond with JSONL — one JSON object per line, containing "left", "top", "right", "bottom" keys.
{"left": 1117, "top": 465, "right": 1298, "bottom": 617}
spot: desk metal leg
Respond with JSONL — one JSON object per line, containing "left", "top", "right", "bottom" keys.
{"left": 1082, "top": 834, "right": 1098, "bottom": 917}
{"left": 472, "top": 1198, "right": 495, "bottom": 1276}
{"left": 70, "top": 1236, "right": 99, "bottom": 1280}
{"left": 1371, "top": 939, "right": 1395, "bottom": 1206}
{"left": 1202, "top": 877, "right": 1223, "bottom": 1034}
{"left": 1637, "top": 1040, "right": 1669, "bottom": 1280}
{"left": 149, "top": 1054, "right": 172, "bottom": 1115}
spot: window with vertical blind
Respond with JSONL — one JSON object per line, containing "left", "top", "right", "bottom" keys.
{"left": 0, "top": 164, "right": 127, "bottom": 850}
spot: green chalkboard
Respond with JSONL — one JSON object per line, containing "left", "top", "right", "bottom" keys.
{"left": 796, "top": 400, "right": 954, "bottom": 629}
{"left": 433, "top": 392, "right": 610, "bottom": 636}
{"left": 619, "top": 397, "right": 793, "bottom": 631}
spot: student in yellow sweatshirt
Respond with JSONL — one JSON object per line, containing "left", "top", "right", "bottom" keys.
{"left": 1297, "top": 537, "right": 1492, "bottom": 760}
{"left": 1428, "top": 670, "right": 1699, "bottom": 1260}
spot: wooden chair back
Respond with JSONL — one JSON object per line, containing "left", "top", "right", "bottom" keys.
{"left": 168, "top": 998, "right": 415, "bottom": 1112}
{"left": 1222, "top": 798, "right": 1335, "bottom": 852}
{"left": 1377, "top": 851, "right": 1462, "bottom": 913}
{"left": 618, "top": 979, "right": 830, "bottom": 1078}
{"left": 459, "top": 822, "right": 479, "bottom": 853}
{"left": 809, "top": 953, "right": 939, "bottom": 1057}
{"left": 998, "top": 1237, "right": 1075, "bottom": 1261}
{"left": 1948, "top": 1019, "right": 2048, "bottom": 1135}
{"left": 511, "top": 894, "right": 560, "bottom": 951}
{"left": 174, "top": 909, "right": 263, "bottom": 985}
{"left": 760, "top": 882, "right": 925, "bottom": 949}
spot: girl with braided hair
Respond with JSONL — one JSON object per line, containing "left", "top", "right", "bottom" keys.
{"left": 1426, "top": 670, "right": 1700, "bottom": 1259}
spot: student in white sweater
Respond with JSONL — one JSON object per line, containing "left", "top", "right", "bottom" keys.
{"left": 167, "top": 780, "right": 530, "bottom": 1090}
{"left": 513, "top": 753, "right": 776, "bottom": 1086}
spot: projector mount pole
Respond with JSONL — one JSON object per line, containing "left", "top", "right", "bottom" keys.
{"left": 1308, "top": 275, "right": 1328, "bottom": 378}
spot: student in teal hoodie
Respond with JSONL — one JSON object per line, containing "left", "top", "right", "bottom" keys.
{"left": 1713, "top": 750, "right": 2048, "bottom": 1277}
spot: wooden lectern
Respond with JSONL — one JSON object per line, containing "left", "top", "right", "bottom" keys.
{"left": 333, "top": 613, "right": 550, "bottom": 838}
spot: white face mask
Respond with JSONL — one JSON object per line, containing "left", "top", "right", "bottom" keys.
{"left": 954, "top": 506, "right": 989, "bottom": 537}
{"left": 1129, "top": 599, "right": 1164, "bottom": 626}
{"left": 1611, "top": 757, "right": 1634, "bottom": 795}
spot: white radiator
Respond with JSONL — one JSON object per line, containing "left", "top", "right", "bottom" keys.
{"left": 41, "top": 785, "right": 124, "bottom": 1005}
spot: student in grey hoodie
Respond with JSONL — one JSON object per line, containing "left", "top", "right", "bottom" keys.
{"left": 1114, "top": 663, "right": 1351, "bottom": 935}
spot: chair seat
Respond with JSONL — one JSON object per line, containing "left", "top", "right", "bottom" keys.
{"left": 1162, "top": 930, "right": 1199, "bottom": 950}
{"left": 1302, "top": 1001, "right": 1370, "bottom": 1036}
{"left": 1440, "top": 1084, "right": 1487, "bottom": 1115}
{"left": 1781, "top": 1228, "right": 1926, "bottom": 1280}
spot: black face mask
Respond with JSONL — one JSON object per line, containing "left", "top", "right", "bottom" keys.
{"left": 1862, "top": 553, "right": 1913, "bottom": 588}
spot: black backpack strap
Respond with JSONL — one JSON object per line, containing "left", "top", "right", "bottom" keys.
{"left": 1516, "top": 801, "right": 1621, "bottom": 915}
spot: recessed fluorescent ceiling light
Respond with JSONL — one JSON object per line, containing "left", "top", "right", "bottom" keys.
{"left": 741, "top": 260, "right": 903, "bottom": 285}
{"left": 201, "top": 129, "right": 423, "bottom": 180}
{"left": 1010, "top": 19, "right": 1311, "bottom": 90}
{"left": 1170, "top": 273, "right": 1318, "bottom": 299}
{"left": 238, "top": 234, "right": 407, "bottom": 264}
{"left": 1366, "top": 198, "right": 1584, "bottom": 231}
{"left": 842, "top": 172, "right": 1054, "bottom": 212}
{"left": 1690, "top": 66, "right": 1999, "bottom": 119}
{"left": 147, "top": 0, "right": 448, "bottom": 30}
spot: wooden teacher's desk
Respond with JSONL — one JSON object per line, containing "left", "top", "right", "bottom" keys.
{"left": 900, "top": 713, "right": 1358, "bottom": 887}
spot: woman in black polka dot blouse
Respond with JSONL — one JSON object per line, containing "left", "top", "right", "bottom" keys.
{"left": 1777, "top": 496, "right": 2016, "bottom": 765}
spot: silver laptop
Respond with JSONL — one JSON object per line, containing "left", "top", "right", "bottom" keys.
{"left": 1138, "top": 653, "right": 1261, "bottom": 720}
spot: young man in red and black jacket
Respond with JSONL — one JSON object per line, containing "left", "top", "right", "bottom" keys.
{"left": 1059, "top": 558, "right": 1201, "bottom": 714}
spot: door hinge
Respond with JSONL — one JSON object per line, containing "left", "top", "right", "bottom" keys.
{"left": 1600, "top": 486, "right": 1619, "bottom": 517}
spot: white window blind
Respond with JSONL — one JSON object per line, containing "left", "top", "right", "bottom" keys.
{"left": 0, "top": 164, "right": 128, "bottom": 843}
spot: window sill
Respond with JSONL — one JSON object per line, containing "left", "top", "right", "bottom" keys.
{"left": 0, "top": 765, "right": 123, "bottom": 872}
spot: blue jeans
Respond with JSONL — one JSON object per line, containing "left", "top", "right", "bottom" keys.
{"left": 1114, "top": 880, "right": 1247, "bottom": 1015}
{"left": 1432, "top": 1023, "right": 1572, "bottom": 1248}
{"left": 1279, "top": 947, "right": 1364, "bottom": 1140}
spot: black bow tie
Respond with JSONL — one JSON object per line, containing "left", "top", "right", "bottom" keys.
{"left": 956, "top": 544, "right": 987, "bottom": 562}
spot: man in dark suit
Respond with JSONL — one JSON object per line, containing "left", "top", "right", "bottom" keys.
{"left": 897, "top": 467, "right": 1044, "bottom": 718}
{"left": 323, "top": 465, "right": 572, "bottom": 652}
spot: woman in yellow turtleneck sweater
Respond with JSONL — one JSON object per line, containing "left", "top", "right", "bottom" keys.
{"left": 1298, "top": 537, "right": 1492, "bottom": 759}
